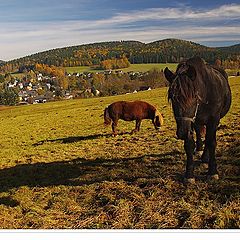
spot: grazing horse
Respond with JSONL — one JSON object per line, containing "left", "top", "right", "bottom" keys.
{"left": 164, "top": 56, "right": 231, "bottom": 183}
{"left": 104, "top": 100, "right": 163, "bottom": 135}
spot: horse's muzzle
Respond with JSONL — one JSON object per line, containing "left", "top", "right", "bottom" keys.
{"left": 104, "top": 121, "right": 111, "bottom": 126}
{"left": 176, "top": 129, "right": 192, "bottom": 140}
{"left": 176, "top": 132, "right": 186, "bottom": 140}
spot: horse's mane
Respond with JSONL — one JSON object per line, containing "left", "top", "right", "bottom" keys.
{"left": 168, "top": 57, "right": 203, "bottom": 110}
{"left": 209, "top": 65, "right": 228, "bottom": 80}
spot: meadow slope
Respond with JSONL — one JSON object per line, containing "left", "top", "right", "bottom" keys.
{"left": 65, "top": 63, "right": 177, "bottom": 73}
{"left": 0, "top": 77, "right": 239, "bottom": 229}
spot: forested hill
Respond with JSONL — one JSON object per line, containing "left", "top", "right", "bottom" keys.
{"left": 217, "top": 43, "right": 240, "bottom": 54}
{"left": 2, "top": 38, "right": 240, "bottom": 72}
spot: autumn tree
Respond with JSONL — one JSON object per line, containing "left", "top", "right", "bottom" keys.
{"left": 100, "top": 57, "right": 130, "bottom": 70}
{"left": 215, "top": 59, "right": 222, "bottom": 67}
{"left": 92, "top": 73, "right": 105, "bottom": 91}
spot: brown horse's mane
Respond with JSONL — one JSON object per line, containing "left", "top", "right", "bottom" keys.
{"left": 168, "top": 61, "right": 198, "bottom": 110}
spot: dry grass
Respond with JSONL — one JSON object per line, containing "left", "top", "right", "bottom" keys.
{"left": 0, "top": 77, "right": 239, "bottom": 229}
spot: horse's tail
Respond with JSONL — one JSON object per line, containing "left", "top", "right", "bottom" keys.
{"left": 104, "top": 107, "right": 112, "bottom": 126}
{"left": 155, "top": 109, "right": 164, "bottom": 127}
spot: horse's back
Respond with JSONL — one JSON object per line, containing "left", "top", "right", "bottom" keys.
{"left": 184, "top": 57, "right": 232, "bottom": 120}
{"left": 108, "top": 100, "right": 155, "bottom": 120}
{"left": 207, "top": 65, "right": 232, "bottom": 118}
{"left": 186, "top": 57, "right": 231, "bottom": 119}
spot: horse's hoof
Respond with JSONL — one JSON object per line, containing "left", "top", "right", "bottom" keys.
{"left": 202, "top": 163, "right": 208, "bottom": 169}
{"left": 195, "top": 150, "right": 203, "bottom": 157}
{"left": 184, "top": 178, "right": 195, "bottom": 184}
{"left": 207, "top": 174, "right": 219, "bottom": 181}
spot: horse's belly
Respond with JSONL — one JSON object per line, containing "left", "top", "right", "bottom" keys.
{"left": 122, "top": 117, "right": 135, "bottom": 121}
{"left": 121, "top": 115, "right": 136, "bottom": 121}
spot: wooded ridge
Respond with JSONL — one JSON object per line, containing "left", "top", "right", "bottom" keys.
{"left": 1, "top": 38, "right": 240, "bottom": 72}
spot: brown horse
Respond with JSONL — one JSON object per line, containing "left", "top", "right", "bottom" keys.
{"left": 104, "top": 100, "right": 163, "bottom": 135}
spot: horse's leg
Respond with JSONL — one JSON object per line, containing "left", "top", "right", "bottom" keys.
{"left": 201, "top": 146, "right": 209, "bottom": 168}
{"left": 194, "top": 124, "right": 204, "bottom": 152}
{"left": 136, "top": 119, "right": 142, "bottom": 131}
{"left": 112, "top": 119, "right": 118, "bottom": 136}
{"left": 205, "top": 120, "right": 219, "bottom": 179}
{"left": 132, "top": 119, "right": 141, "bottom": 133}
{"left": 200, "top": 125, "right": 209, "bottom": 165}
{"left": 184, "top": 134, "right": 196, "bottom": 183}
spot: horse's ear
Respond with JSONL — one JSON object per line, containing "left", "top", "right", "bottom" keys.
{"left": 187, "top": 65, "right": 197, "bottom": 81}
{"left": 164, "top": 67, "right": 175, "bottom": 84}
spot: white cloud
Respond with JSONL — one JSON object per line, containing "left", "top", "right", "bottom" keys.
{"left": 0, "top": 4, "right": 239, "bottom": 60}
{"left": 95, "top": 4, "right": 240, "bottom": 25}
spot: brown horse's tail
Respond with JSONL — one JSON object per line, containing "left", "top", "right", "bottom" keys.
{"left": 155, "top": 109, "right": 164, "bottom": 128}
{"left": 104, "top": 107, "right": 112, "bottom": 126}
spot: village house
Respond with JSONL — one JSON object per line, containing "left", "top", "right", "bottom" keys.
{"left": 33, "top": 96, "right": 47, "bottom": 104}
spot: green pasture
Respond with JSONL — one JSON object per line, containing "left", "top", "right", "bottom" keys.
{"left": 10, "top": 72, "right": 26, "bottom": 78}
{"left": 65, "top": 63, "right": 177, "bottom": 74}
{"left": 0, "top": 77, "right": 239, "bottom": 228}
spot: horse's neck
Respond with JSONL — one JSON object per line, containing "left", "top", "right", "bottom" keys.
{"left": 196, "top": 76, "right": 208, "bottom": 104}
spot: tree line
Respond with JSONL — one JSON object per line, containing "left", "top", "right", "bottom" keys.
{"left": 1, "top": 39, "right": 240, "bottom": 73}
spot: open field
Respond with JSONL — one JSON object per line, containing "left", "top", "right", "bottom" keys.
{"left": 9, "top": 72, "right": 26, "bottom": 79}
{"left": 0, "top": 77, "right": 239, "bottom": 229}
{"left": 65, "top": 63, "right": 178, "bottom": 74}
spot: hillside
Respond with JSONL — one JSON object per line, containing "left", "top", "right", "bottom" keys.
{"left": 217, "top": 43, "right": 240, "bottom": 53}
{"left": 0, "top": 76, "right": 239, "bottom": 228}
{"left": 1, "top": 39, "right": 240, "bottom": 73}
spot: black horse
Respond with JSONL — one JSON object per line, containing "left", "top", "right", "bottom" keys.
{"left": 164, "top": 56, "right": 231, "bottom": 183}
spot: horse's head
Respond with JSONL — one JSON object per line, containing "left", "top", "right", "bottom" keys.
{"left": 153, "top": 110, "right": 164, "bottom": 130}
{"left": 164, "top": 63, "right": 199, "bottom": 140}
{"left": 104, "top": 107, "right": 112, "bottom": 126}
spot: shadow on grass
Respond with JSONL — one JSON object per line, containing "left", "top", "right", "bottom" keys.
{"left": 33, "top": 132, "right": 132, "bottom": 146}
{"left": 0, "top": 152, "right": 181, "bottom": 193}
{"left": 0, "top": 196, "right": 19, "bottom": 207}
{"left": 0, "top": 145, "right": 238, "bottom": 202}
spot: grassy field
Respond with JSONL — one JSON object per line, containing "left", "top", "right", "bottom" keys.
{"left": 65, "top": 63, "right": 178, "bottom": 74}
{"left": 0, "top": 77, "right": 239, "bottom": 229}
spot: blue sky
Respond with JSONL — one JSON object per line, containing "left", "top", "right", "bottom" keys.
{"left": 0, "top": 0, "right": 239, "bottom": 60}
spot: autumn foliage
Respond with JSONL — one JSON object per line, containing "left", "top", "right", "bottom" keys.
{"left": 99, "top": 57, "right": 130, "bottom": 70}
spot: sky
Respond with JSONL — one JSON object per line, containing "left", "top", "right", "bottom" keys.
{"left": 0, "top": 0, "right": 239, "bottom": 61}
